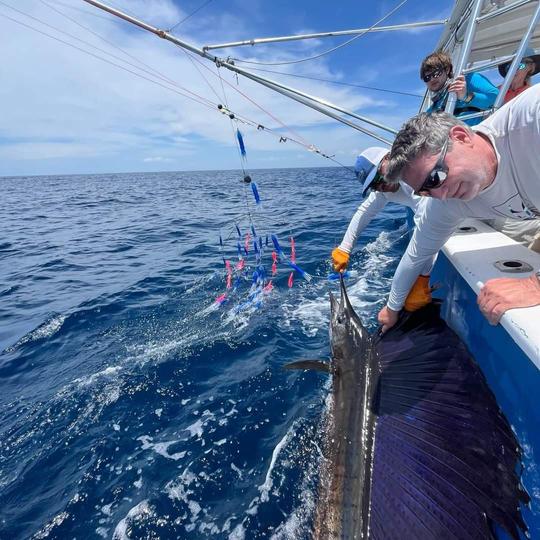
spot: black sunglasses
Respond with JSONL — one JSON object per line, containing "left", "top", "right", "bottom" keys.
{"left": 422, "top": 68, "right": 444, "bottom": 83}
{"left": 415, "top": 139, "right": 449, "bottom": 195}
{"left": 369, "top": 168, "right": 386, "bottom": 192}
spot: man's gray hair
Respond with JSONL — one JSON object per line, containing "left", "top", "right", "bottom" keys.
{"left": 385, "top": 112, "right": 472, "bottom": 182}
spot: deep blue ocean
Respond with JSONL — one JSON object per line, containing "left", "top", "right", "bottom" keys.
{"left": 0, "top": 167, "right": 409, "bottom": 539}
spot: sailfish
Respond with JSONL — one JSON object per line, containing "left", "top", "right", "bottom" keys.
{"left": 287, "top": 276, "right": 529, "bottom": 539}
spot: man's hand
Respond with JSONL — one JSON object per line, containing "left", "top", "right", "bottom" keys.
{"left": 477, "top": 274, "right": 540, "bottom": 325}
{"left": 331, "top": 247, "right": 350, "bottom": 272}
{"left": 378, "top": 306, "right": 400, "bottom": 334}
{"left": 448, "top": 75, "right": 467, "bottom": 100}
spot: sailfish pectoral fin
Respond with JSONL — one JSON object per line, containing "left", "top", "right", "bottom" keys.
{"left": 283, "top": 360, "right": 330, "bottom": 373}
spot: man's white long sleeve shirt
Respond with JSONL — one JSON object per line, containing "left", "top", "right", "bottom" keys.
{"left": 387, "top": 84, "right": 540, "bottom": 311}
{"left": 339, "top": 183, "right": 424, "bottom": 253}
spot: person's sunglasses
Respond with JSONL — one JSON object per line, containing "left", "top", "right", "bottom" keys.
{"left": 415, "top": 139, "right": 449, "bottom": 195}
{"left": 369, "top": 168, "right": 386, "bottom": 192}
{"left": 500, "top": 60, "right": 533, "bottom": 77}
{"left": 422, "top": 68, "right": 444, "bottom": 83}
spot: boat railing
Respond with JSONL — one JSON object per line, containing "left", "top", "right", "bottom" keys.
{"left": 443, "top": 0, "right": 540, "bottom": 114}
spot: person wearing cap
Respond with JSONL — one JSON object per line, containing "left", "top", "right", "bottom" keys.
{"left": 377, "top": 84, "right": 540, "bottom": 333}
{"left": 498, "top": 47, "right": 540, "bottom": 104}
{"left": 331, "top": 147, "right": 433, "bottom": 311}
{"left": 421, "top": 51, "right": 499, "bottom": 126}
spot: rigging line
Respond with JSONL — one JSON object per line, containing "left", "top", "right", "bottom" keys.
{"left": 206, "top": 70, "right": 356, "bottom": 171}
{"left": 217, "top": 70, "right": 254, "bottom": 226}
{"left": 182, "top": 48, "right": 313, "bottom": 148}
{"left": 0, "top": 10, "right": 216, "bottom": 111}
{"left": 244, "top": 67, "right": 424, "bottom": 98}
{"left": 229, "top": 109, "right": 357, "bottom": 172}
{"left": 39, "top": 0, "right": 192, "bottom": 92}
{"left": 215, "top": 63, "right": 230, "bottom": 108}
{"left": 232, "top": 0, "right": 408, "bottom": 67}
{"left": 45, "top": 0, "right": 114, "bottom": 21}
{"left": 168, "top": 0, "right": 215, "bottom": 32}
{"left": 4, "top": 1, "right": 215, "bottom": 108}
{"left": 181, "top": 47, "right": 224, "bottom": 103}
{"left": 229, "top": 108, "right": 357, "bottom": 172}
{"left": 5, "top": 6, "right": 352, "bottom": 172}
{"left": 3, "top": 8, "right": 356, "bottom": 173}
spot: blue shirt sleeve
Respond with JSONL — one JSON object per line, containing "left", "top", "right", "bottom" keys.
{"left": 457, "top": 72, "right": 499, "bottom": 110}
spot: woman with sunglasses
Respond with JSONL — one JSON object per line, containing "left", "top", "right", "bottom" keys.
{"left": 421, "top": 51, "right": 499, "bottom": 126}
{"left": 331, "top": 147, "right": 433, "bottom": 311}
{"left": 498, "top": 47, "right": 540, "bottom": 105}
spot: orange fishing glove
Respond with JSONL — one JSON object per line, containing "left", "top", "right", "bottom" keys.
{"left": 331, "top": 247, "right": 350, "bottom": 272}
{"left": 404, "top": 275, "right": 432, "bottom": 312}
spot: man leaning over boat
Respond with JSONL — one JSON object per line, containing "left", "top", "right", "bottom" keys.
{"left": 378, "top": 84, "right": 540, "bottom": 332}
{"left": 331, "top": 147, "right": 434, "bottom": 310}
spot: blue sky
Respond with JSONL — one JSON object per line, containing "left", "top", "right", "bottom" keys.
{"left": 1, "top": 0, "right": 459, "bottom": 176}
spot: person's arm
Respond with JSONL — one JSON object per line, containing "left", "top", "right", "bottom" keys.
{"left": 378, "top": 201, "right": 461, "bottom": 331}
{"left": 457, "top": 73, "right": 499, "bottom": 110}
{"left": 477, "top": 273, "right": 540, "bottom": 324}
{"left": 528, "top": 228, "right": 540, "bottom": 253}
{"left": 338, "top": 192, "right": 388, "bottom": 253}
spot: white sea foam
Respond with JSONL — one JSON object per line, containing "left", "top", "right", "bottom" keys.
{"left": 112, "top": 500, "right": 152, "bottom": 540}
{"left": 137, "top": 435, "right": 186, "bottom": 461}
{"left": 258, "top": 422, "right": 296, "bottom": 503}
{"left": 185, "top": 418, "right": 204, "bottom": 438}
{"left": 95, "top": 527, "right": 109, "bottom": 538}
{"left": 228, "top": 523, "right": 246, "bottom": 540}
{"left": 33, "top": 511, "right": 70, "bottom": 538}
{"left": 6, "top": 314, "right": 67, "bottom": 352}
{"left": 240, "top": 421, "right": 299, "bottom": 521}
{"left": 165, "top": 467, "right": 210, "bottom": 533}
{"left": 101, "top": 503, "right": 114, "bottom": 516}
{"left": 72, "top": 365, "right": 122, "bottom": 388}
{"left": 231, "top": 463, "right": 243, "bottom": 479}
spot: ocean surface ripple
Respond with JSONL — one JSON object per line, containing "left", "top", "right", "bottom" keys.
{"left": 0, "top": 168, "right": 408, "bottom": 539}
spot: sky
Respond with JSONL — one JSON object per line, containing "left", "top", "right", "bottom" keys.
{"left": 0, "top": 0, "right": 460, "bottom": 176}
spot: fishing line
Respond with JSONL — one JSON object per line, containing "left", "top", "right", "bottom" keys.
{"left": 2, "top": 6, "right": 353, "bottom": 175}
{"left": 36, "top": 0, "right": 328, "bottom": 165}
{"left": 3, "top": 3, "right": 372, "bottom": 295}
{"left": 45, "top": 0, "right": 113, "bottom": 21}
{"left": 39, "top": 0, "right": 199, "bottom": 94}
{"left": 232, "top": 0, "right": 408, "bottom": 66}
{"left": 243, "top": 67, "right": 423, "bottom": 98}
{"left": 0, "top": 4, "right": 218, "bottom": 110}
{"left": 182, "top": 48, "right": 312, "bottom": 148}
{"left": 182, "top": 47, "right": 224, "bottom": 103}
{"left": 181, "top": 50, "right": 357, "bottom": 172}
{"left": 168, "top": 0, "right": 216, "bottom": 32}
{"left": 13, "top": 0, "right": 359, "bottom": 174}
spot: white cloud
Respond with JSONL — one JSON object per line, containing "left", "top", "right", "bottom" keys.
{"left": 143, "top": 156, "right": 174, "bottom": 162}
{"left": 0, "top": 0, "right": 430, "bottom": 175}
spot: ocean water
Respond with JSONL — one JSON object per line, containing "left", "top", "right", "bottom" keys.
{"left": 0, "top": 168, "right": 409, "bottom": 539}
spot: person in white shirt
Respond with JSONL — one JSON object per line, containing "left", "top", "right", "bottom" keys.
{"left": 378, "top": 84, "right": 540, "bottom": 332}
{"left": 331, "top": 147, "right": 433, "bottom": 311}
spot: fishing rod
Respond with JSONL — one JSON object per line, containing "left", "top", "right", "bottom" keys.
{"left": 81, "top": 0, "right": 395, "bottom": 144}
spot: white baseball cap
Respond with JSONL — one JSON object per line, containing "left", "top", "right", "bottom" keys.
{"left": 354, "top": 147, "right": 389, "bottom": 197}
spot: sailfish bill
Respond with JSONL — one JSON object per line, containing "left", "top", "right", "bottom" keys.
{"left": 300, "top": 275, "right": 529, "bottom": 539}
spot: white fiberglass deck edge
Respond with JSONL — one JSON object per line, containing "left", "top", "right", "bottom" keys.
{"left": 442, "top": 218, "right": 540, "bottom": 366}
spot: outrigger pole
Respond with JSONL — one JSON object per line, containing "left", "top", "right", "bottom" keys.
{"left": 203, "top": 20, "right": 447, "bottom": 51}
{"left": 81, "top": 0, "right": 396, "bottom": 145}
